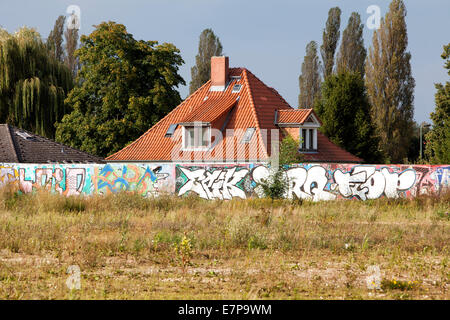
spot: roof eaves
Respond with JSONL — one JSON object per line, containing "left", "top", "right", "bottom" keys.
{"left": 310, "top": 109, "right": 323, "bottom": 126}
{"left": 277, "top": 123, "right": 307, "bottom": 127}
{"left": 178, "top": 121, "right": 211, "bottom": 126}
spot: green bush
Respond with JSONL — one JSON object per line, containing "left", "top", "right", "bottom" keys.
{"left": 258, "top": 168, "right": 288, "bottom": 200}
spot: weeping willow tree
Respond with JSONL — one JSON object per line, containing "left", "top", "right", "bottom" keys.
{"left": 0, "top": 27, "right": 73, "bottom": 138}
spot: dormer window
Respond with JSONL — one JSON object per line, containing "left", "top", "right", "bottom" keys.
{"left": 299, "top": 128, "right": 317, "bottom": 151}
{"left": 183, "top": 124, "right": 210, "bottom": 150}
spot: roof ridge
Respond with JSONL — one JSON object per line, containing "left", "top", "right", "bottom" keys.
{"left": 245, "top": 69, "right": 293, "bottom": 109}
{"left": 278, "top": 108, "right": 312, "bottom": 112}
{"left": 106, "top": 79, "right": 213, "bottom": 160}
{"left": 242, "top": 69, "right": 268, "bottom": 159}
{"left": 4, "top": 124, "right": 20, "bottom": 162}
{"left": 268, "top": 87, "right": 292, "bottom": 109}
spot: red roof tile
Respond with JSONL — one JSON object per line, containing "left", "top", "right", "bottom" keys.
{"left": 302, "top": 131, "right": 362, "bottom": 163}
{"left": 180, "top": 95, "right": 238, "bottom": 123}
{"left": 277, "top": 109, "right": 312, "bottom": 124}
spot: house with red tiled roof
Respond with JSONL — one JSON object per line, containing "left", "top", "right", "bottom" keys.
{"left": 107, "top": 57, "right": 362, "bottom": 164}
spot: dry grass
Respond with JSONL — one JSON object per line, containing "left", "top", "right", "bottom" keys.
{"left": 0, "top": 183, "right": 449, "bottom": 300}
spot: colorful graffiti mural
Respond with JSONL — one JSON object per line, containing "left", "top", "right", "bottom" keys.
{"left": 95, "top": 164, "right": 169, "bottom": 196}
{"left": 175, "top": 164, "right": 449, "bottom": 201}
{"left": 0, "top": 163, "right": 171, "bottom": 197}
{"left": 0, "top": 162, "right": 448, "bottom": 201}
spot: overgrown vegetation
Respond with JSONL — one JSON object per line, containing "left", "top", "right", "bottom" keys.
{"left": 258, "top": 136, "right": 304, "bottom": 200}
{"left": 425, "top": 43, "right": 450, "bottom": 164}
{"left": 0, "top": 184, "right": 448, "bottom": 299}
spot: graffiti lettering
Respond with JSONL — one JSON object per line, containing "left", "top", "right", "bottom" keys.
{"left": 0, "top": 166, "right": 18, "bottom": 185}
{"left": 19, "top": 167, "right": 87, "bottom": 195}
{"left": 177, "top": 166, "right": 248, "bottom": 200}
{"left": 333, "top": 166, "right": 416, "bottom": 200}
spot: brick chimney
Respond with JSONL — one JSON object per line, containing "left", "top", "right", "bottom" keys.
{"left": 210, "top": 56, "right": 229, "bottom": 91}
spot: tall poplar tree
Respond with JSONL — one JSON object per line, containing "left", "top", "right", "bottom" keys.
{"left": 46, "top": 15, "right": 66, "bottom": 63}
{"left": 336, "top": 12, "right": 366, "bottom": 76}
{"left": 365, "top": 0, "right": 415, "bottom": 163}
{"left": 320, "top": 7, "right": 341, "bottom": 79}
{"left": 425, "top": 44, "right": 450, "bottom": 164}
{"left": 64, "top": 26, "right": 79, "bottom": 78}
{"left": 298, "top": 41, "right": 321, "bottom": 108}
{"left": 0, "top": 27, "right": 73, "bottom": 138}
{"left": 189, "top": 28, "right": 223, "bottom": 94}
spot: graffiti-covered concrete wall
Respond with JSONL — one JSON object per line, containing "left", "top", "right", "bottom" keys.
{"left": 0, "top": 163, "right": 173, "bottom": 197}
{"left": 1, "top": 163, "right": 449, "bottom": 201}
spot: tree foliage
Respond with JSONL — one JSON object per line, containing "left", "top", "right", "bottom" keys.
{"left": 46, "top": 15, "right": 66, "bottom": 63}
{"left": 279, "top": 135, "right": 305, "bottom": 166}
{"left": 55, "top": 21, "right": 185, "bottom": 158}
{"left": 365, "top": 0, "right": 415, "bottom": 163}
{"left": 189, "top": 28, "right": 223, "bottom": 94}
{"left": 316, "top": 72, "right": 383, "bottom": 163}
{"left": 407, "top": 121, "right": 431, "bottom": 163}
{"left": 0, "top": 27, "right": 73, "bottom": 138}
{"left": 258, "top": 168, "right": 288, "bottom": 201}
{"left": 320, "top": 7, "right": 341, "bottom": 79}
{"left": 46, "top": 14, "right": 79, "bottom": 78}
{"left": 64, "top": 27, "right": 79, "bottom": 78}
{"left": 298, "top": 41, "right": 321, "bottom": 108}
{"left": 336, "top": 12, "right": 366, "bottom": 76}
{"left": 425, "top": 44, "right": 450, "bottom": 164}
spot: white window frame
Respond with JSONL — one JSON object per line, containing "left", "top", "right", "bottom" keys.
{"left": 299, "top": 126, "right": 318, "bottom": 151}
{"left": 182, "top": 123, "right": 211, "bottom": 151}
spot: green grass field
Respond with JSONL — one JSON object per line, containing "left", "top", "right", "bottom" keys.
{"left": 0, "top": 184, "right": 449, "bottom": 300}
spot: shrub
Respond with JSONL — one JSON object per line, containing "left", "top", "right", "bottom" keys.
{"left": 258, "top": 168, "right": 288, "bottom": 200}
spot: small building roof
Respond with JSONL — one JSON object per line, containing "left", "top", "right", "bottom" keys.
{"left": 0, "top": 124, "right": 104, "bottom": 164}
{"left": 276, "top": 109, "right": 322, "bottom": 126}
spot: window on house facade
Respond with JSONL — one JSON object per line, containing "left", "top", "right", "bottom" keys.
{"left": 184, "top": 125, "right": 210, "bottom": 149}
{"left": 299, "top": 127, "right": 317, "bottom": 151}
{"left": 301, "top": 129, "right": 307, "bottom": 149}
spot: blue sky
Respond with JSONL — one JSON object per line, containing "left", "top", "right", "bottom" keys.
{"left": 1, "top": 0, "right": 448, "bottom": 124}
